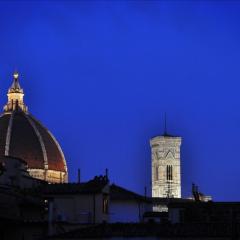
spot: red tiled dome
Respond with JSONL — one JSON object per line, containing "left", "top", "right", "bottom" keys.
{"left": 0, "top": 111, "right": 67, "bottom": 176}
{"left": 0, "top": 72, "right": 68, "bottom": 183}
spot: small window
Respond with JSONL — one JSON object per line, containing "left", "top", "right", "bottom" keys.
{"left": 103, "top": 195, "right": 109, "bottom": 214}
{"left": 166, "top": 165, "right": 173, "bottom": 181}
{"left": 155, "top": 167, "right": 159, "bottom": 180}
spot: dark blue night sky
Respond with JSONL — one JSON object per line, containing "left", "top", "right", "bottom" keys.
{"left": 0, "top": 1, "right": 240, "bottom": 200}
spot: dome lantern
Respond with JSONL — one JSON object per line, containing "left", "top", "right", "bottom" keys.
{"left": 4, "top": 71, "right": 28, "bottom": 113}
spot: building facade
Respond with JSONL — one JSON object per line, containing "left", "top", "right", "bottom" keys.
{"left": 150, "top": 135, "right": 181, "bottom": 198}
{"left": 0, "top": 156, "right": 47, "bottom": 240}
{"left": 43, "top": 175, "right": 110, "bottom": 235}
{"left": 109, "top": 184, "right": 150, "bottom": 223}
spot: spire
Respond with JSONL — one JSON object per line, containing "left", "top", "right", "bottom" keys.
{"left": 9, "top": 71, "right": 22, "bottom": 92}
{"left": 163, "top": 112, "right": 174, "bottom": 137}
{"left": 3, "top": 72, "right": 28, "bottom": 113}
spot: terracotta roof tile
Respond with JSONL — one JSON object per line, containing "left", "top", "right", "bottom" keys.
{"left": 0, "top": 111, "right": 66, "bottom": 172}
{"left": 43, "top": 176, "right": 108, "bottom": 195}
{"left": 30, "top": 116, "right": 65, "bottom": 171}
{"left": 110, "top": 184, "right": 146, "bottom": 201}
{"left": 9, "top": 112, "right": 44, "bottom": 169}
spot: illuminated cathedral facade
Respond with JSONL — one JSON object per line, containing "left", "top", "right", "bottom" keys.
{"left": 0, "top": 72, "right": 68, "bottom": 183}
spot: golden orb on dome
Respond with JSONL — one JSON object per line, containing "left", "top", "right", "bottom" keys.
{"left": 13, "top": 72, "right": 19, "bottom": 79}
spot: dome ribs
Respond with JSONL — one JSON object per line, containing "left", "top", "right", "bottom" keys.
{"left": 9, "top": 111, "right": 44, "bottom": 169}
{"left": 46, "top": 128, "right": 67, "bottom": 173}
{"left": 5, "top": 111, "right": 14, "bottom": 155}
{"left": 0, "top": 114, "right": 10, "bottom": 156}
{"left": 25, "top": 114, "right": 48, "bottom": 170}
{"left": 29, "top": 116, "right": 66, "bottom": 172}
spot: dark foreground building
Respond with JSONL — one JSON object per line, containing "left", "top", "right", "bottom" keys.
{"left": 1, "top": 156, "right": 240, "bottom": 239}
{"left": 0, "top": 156, "right": 110, "bottom": 240}
{"left": 0, "top": 156, "right": 47, "bottom": 239}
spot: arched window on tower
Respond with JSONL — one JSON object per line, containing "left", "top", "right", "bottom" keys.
{"left": 166, "top": 165, "right": 173, "bottom": 181}
{"left": 155, "top": 166, "right": 159, "bottom": 181}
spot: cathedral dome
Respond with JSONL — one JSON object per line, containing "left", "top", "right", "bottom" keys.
{"left": 0, "top": 72, "right": 68, "bottom": 183}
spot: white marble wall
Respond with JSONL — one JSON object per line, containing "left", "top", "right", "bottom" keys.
{"left": 150, "top": 136, "right": 181, "bottom": 198}
{"left": 28, "top": 168, "right": 68, "bottom": 183}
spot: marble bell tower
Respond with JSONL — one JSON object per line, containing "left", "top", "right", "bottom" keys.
{"left": 150, "top": 124, "right": 182, "bottom": 198}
